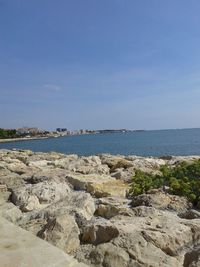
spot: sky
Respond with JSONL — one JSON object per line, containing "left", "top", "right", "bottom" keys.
{"left": 1, "top": 0, "right": 200, "bottom": 130}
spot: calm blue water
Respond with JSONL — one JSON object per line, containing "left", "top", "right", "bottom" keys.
{"left": 1, "top": 128, "right": 200, "bottom": 156}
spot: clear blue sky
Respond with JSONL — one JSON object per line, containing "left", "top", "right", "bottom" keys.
{"left": 1, "top": 0, "right": 200, "bottom": 130}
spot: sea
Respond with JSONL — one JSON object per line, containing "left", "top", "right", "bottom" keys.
{"left": 1, "top": 128, "right": 200, "bottom": 157}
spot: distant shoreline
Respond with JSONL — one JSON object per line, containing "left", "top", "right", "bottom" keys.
{"left": 0, "top": 136, "right": 54, "bottom": 144}
{"left": 0, "top": 130, "right": 144, "bottom": 144}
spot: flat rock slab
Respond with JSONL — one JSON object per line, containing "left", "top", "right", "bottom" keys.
{"left": 0, "top": 218, "right": 88, "bottom": 267}
{"left": 66, "top": 173, "right": 129, "bottom": 198}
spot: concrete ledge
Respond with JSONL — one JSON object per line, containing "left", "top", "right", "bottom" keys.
{"left": 0, "top": 218, "right": 88, "bottom": 267}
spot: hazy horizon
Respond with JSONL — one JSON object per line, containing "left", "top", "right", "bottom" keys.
{"left": 2, "top": 126, "right": 200, "bottom": 133}
{"left": 1, "top": 1, "right": 200, "bottom": 130}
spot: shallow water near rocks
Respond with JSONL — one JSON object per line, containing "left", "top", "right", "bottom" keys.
{"left": 1, "top": 128, "right": 200, "bottom": 156}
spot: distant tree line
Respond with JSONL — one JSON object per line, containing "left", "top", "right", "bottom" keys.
{"left": 130, "top": 160, "right": 200, "bottom": 208}
{"left": 0, "top": 128, "right": 18, "bottom": 139}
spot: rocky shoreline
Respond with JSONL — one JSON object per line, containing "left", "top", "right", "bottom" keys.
{"left": 1, "top": 149, "right": 200, "bottom": 266}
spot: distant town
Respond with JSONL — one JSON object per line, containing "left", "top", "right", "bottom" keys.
{"left": 0, "top": 127, "right": 145, "bottom": 141}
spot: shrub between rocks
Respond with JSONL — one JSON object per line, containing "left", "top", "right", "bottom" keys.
{"left": 130, "top": 160, "right": 200, "bottom": 207}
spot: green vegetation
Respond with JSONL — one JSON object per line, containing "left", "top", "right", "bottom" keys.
{"left": 130, "top": 160, "right": 200, "bottom": 207}
{"left": 0, "top": 128, "right": 17, "bottom": 139}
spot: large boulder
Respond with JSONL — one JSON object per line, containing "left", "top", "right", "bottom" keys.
{"left": 18, "top": 191, "right": 96, "bottom": 238}
{"left": 38, "top": 214, "right": 80, "bottom": 254}
{"left": 112, "top": 232, "right": 181, "bottom": 267}
{"left": 42, "top": 191, "right": 96, "bottom": 221}
{"left": 23, "top": 168, "right": 68, "bottom": 184}
{"left": 53, "top": 154, "right": 79, "bottom": 168}
{"left": 81, "top": 219, "right": 119, "bottom": 245}
{"left": 132, "top": 190, "right": 192, "bottom": 212}
{"left": 6, "top": 161, "right": 28, "bottom": 175}
{"left": 66, "top": 173, "right": 129, "bottom": 198}
{"left": 11, "top": 181, "right": 71, "bottom": 211}
{"left": 89, "top": 243, "right": 130, "bottom": 267}
{"left": 95, "top": 197, "right": 133, "bottom": 219}
{"left": 31, "top": 181, "right": 71, "bottom": 204}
